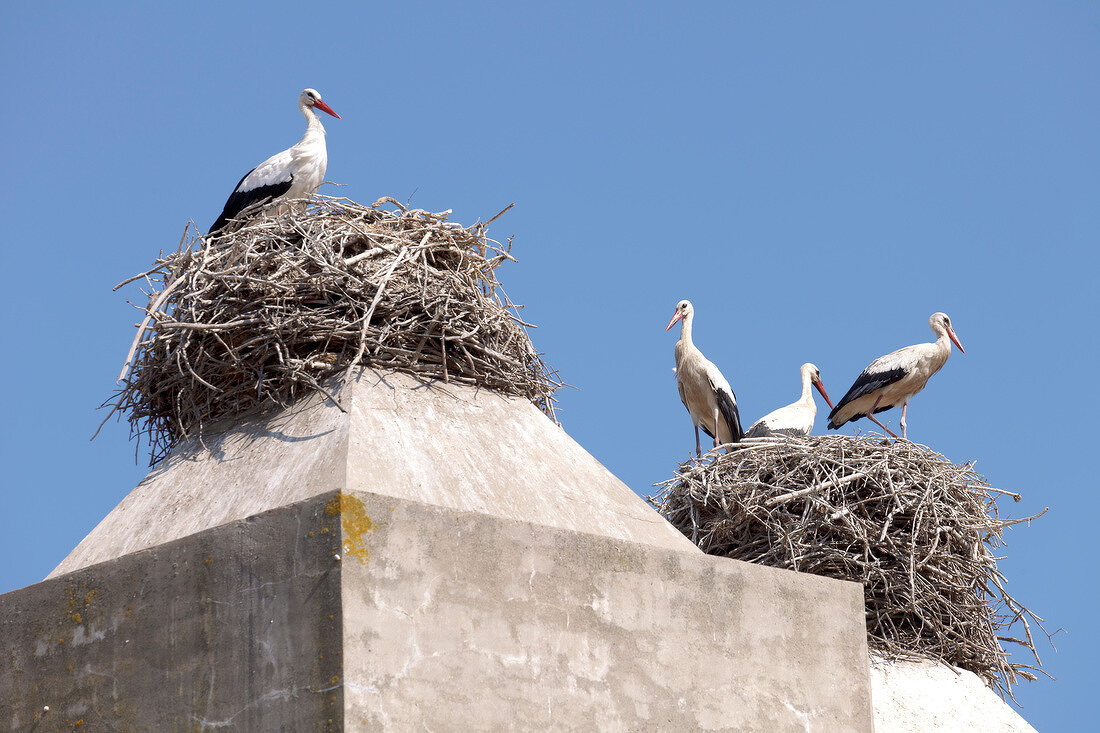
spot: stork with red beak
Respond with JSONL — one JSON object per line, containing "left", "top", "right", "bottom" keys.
{"left": 209, "top": 88, "right": 340, "bottom": 234}
{"left": 666, "top": 300, "right": 744, "bottom": 457}
{"left": 745, "top": 363, "right": 833, "bottom": 438}
{"left": 828, "top": 312, "right": 965, "bottom": 440}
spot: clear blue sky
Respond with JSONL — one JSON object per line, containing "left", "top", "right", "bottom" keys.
{"left": 2, "top": 2, "right": 1095, "bottom": 727}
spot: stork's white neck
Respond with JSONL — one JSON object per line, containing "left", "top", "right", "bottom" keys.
{"left": 300, "top": 103, "right": 327, "bottom": 136}
{"left": 798, "top": 369, "right": 815, "bottom": 404}
{"left": 678, "top": 311, "right": 694, "bottom": 348}
{"left": 930, "top": 326, "right": 953, "bottom": 356}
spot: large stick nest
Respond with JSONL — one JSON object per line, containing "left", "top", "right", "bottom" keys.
{"left": 650, "top": 435, "right": 1050, "bottom": 699}
{"left": 104, "top": 195, "right": 561, "bottom": 463}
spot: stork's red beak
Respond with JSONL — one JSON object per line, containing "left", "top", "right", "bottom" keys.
{"left": 665, "top": 310, "right": 684, "bottom": 332}
{"left": 814, "top": 380, "right": 834, "bottom": 409}
{"left": 947, "top": 326, "right": 965, "bottom": 354}
{"left": 312, "top": 100, "right": 341, "bottom": 119}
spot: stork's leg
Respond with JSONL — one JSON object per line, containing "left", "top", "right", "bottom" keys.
{"left": 695, "top": 425, "right": 701, "bottom": 458}
{"left": 900, "top": 399, "right": 909, "bottom": 440}
{"left": 865, "top": 395, "right": 900, "bottom": 440}
{"left": 713, "top": 406, "right": 722, "bottom": 449}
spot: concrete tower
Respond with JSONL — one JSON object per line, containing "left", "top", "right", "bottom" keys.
{"left": 2, "top": 368, "right": 877, "bottom": 730}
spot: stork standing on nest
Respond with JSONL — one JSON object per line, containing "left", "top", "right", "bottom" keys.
{"left": 666, "top": 300, "right": 744, "bottom": 457}
{"left": 745, "top": 363, "right": 833, "bottom": 438}
{"left": 827, "top": 312, "right": 965, "bottom": 440}
{"left": 209, "top": 89, "right": 341, "bottom": 234}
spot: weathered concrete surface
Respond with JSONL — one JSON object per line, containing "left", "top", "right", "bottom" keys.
{"left": 28, "top": 370, "right": 880, "bottom": 729}
{"left": 339, "top": 490, "right": 873, "bottom": 732}
{"left": 870, "top": 654, "right": 1037, "bottom": 732}
{"left": 344, "top": 369, "right": 691, "bottom": 553}
{"left": 1, "top": 496, "right": 343, "bottom": 731}
{"left": 9, "top": 489, "right": 875, "bottom": 731}
{"left": 52, "top": 368, "right": 693, "bottom": 578}
{"left": 51, "top": 387, "right": 348, "bottom": 577}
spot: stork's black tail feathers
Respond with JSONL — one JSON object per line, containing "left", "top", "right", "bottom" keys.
{"left": 827, "top": 401, "right": 845, "bottom": 430}
{"left": 827, "top": 366, "right": 907, "bottom": 430}
{"left": 716, "top": 388, "right": 744, "bottom": 443}
{"left": 208, "top": 169, "right": 293, "bottom": 235}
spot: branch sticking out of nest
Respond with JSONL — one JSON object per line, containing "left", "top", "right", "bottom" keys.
{"left": 101, "top": 195, "right": 561, "bottom": 463}
{"left": 650, "top": 435, "right": 1052, "bottom": 701}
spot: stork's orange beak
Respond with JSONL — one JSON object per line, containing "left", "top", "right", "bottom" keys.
{"left": 665, "top": 310, "right": 684, "bottom": 332}
{"left": 313, "top": 100, "right": 341, "bottom": 119}
{"left": 947, "top": 326, "right": 965, "bottom": 354}
{"left": 814, "top": 380, "right": 834, "bottom": 409}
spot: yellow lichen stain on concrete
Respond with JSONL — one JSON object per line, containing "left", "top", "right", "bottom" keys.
{"left": 65, "top": 587, "right": 99, "bottom": 625}
{"left": 324, "top": 496, "right": 341, "bottom": 517}
{"left": 324, "top": 492, "right": 376, "bottom": 564}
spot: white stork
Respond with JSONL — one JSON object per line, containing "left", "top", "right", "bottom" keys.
{"left": 209, "top": 88, "right": 340, "bottom": 234}
{"left": 745, "top": 363, "right": 833, "bottom": 438}
{"left": 666, "top": 300, "right": 744, "bottom": 457}
{"left": 827, "top": 312, "right": 965, "bottom": 440}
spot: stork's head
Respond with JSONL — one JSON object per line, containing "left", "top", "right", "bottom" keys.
{"left": 801, "top": 363, "right": 833, "bottom": 409}
{"left": 300, "top": 88, "right": 340, "bottom": 119}
{"left": 665, "top": 300, "right": 694, "bottom": 331}
{"left": 930, "top": 312, "right": 965, "bottom": 354}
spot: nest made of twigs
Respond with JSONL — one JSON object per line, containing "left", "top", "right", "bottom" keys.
{"left": 103, "top": 195, "right": 561, "bottom": 463}
{"left": 650, "top": 435, "right": 1050, "bottom": 699}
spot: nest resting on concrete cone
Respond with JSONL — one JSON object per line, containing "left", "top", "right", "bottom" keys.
{"left": 650, "top": 435, "right": 1051, "bottom": 700}
{"left": 103, "top": 196, "right": 560, "bottom": 463}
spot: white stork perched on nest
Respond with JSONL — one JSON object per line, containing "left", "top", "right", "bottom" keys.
{"left": 666, "top": 300, "right": 743, "bottom": 457}
{"left": 828, "top": 312, "right": 965, "bottom": 440}
{"left": 209, "top": 88, "right": 340, "bottom": 234}
{"left": 745, "top": 363, "right": 833, "bottom": 438}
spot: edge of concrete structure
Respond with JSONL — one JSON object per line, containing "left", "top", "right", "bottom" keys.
{"left": 51, "top": 368, "right": 696, "bottom": 579}
{"left": 336, "top": 488, "right": 875, "bottom": 731}
{"left": 7, "top": 489, "right": 875, "bottom": 731}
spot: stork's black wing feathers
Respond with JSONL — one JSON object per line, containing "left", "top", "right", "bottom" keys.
{"left": 827, "top": 366, "right": 907, "bottom": 425}
{"left": 209, "top": 168, "right": 294, "bottom": 234}
{"left": 715, "top": 386, "right": 744, "bottom": 443}
{"left": 744, "top": 420, "right": 769, "bottom": 439}
{"left": 746, "top": 423, "right": 805, "bottom": 439}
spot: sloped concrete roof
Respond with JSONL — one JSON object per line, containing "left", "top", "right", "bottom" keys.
{"left": 870, "top": 654, "right": 1037, "bottom": 732}
{"left": 52, "top": 368, "right": 694, "bottom": 577}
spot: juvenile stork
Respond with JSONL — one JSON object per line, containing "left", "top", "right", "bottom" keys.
{"left": 827, "top": 312, "right": 965, "bottom": 440}
{"left": 666, "top": 300, "right": 743, "bottom": 457}
{"left": 209, "top": 88, "right": 340, "bottom": 234}
{"left": 745, "top": 363, "right": 833, "bottom": 438}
